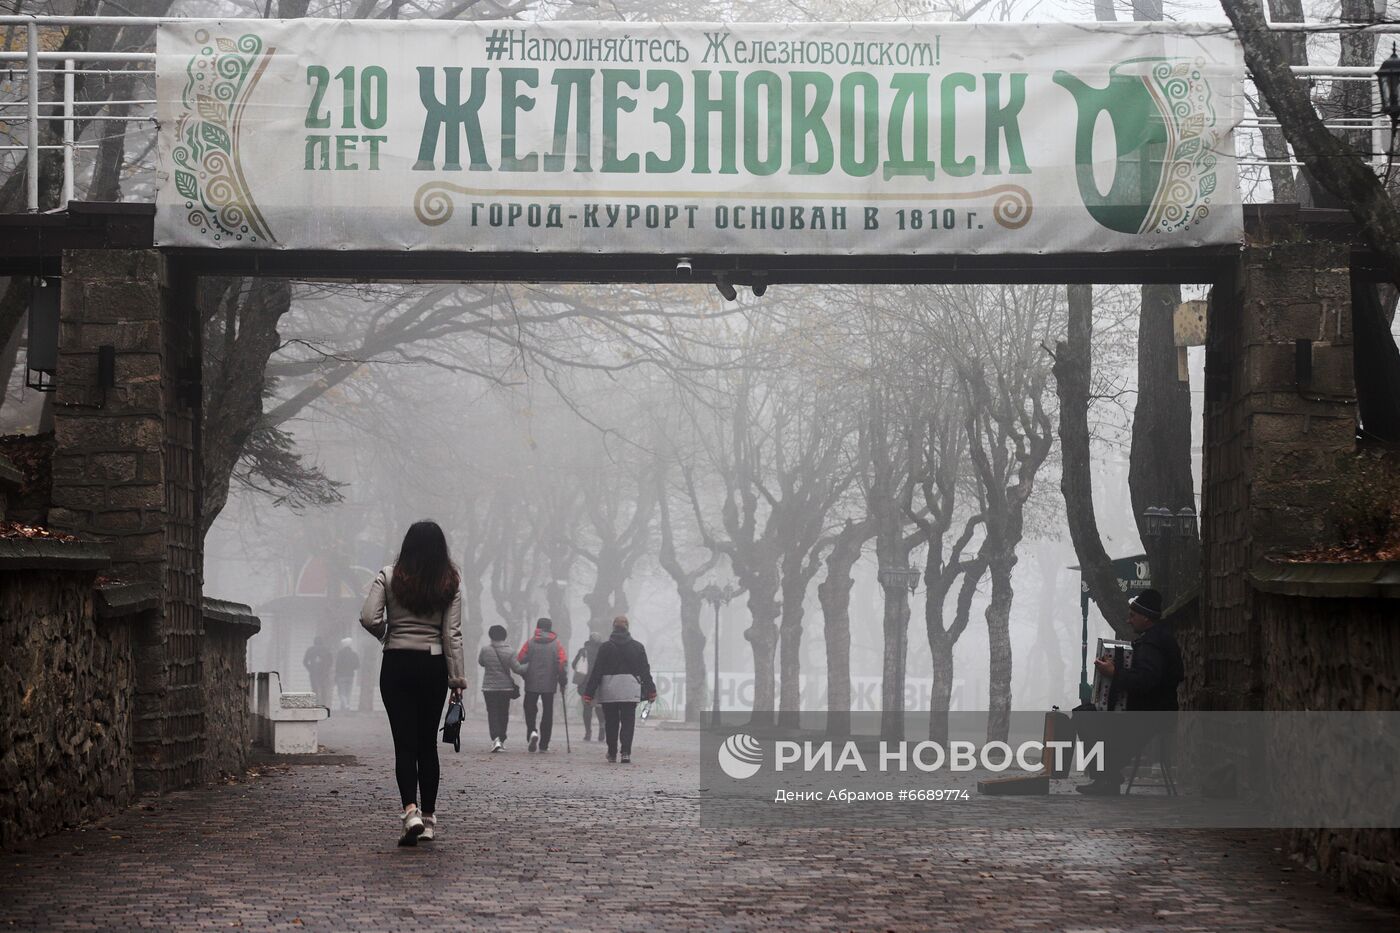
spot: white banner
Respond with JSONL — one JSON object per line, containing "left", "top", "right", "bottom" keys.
{"left": 156, "top": 20, "right": 1243, "bottom": 253}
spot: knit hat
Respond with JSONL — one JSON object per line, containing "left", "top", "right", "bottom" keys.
{"left": 1128, "top": 589, "right": 1163, "bottom": 621}
{"left": 536, "top": 617, "right": 553, "bottom": 632}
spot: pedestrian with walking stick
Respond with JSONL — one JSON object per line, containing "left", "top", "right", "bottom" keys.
{"left": 517, "top": 618, "right": 568, "bottom": 753}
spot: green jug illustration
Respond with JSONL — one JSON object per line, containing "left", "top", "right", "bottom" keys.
{"left": 1053, "top": 64, "right": 1169, "bottom": 235}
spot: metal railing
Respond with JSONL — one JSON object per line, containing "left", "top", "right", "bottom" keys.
{"left": 1, "top": 13, "right": 1398, "bottom": 212}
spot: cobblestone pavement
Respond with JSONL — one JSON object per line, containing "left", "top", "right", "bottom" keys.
{"left": 3, "top": 710, "right": 1398, "bottom": 931}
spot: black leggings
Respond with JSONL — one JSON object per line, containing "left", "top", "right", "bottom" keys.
{"left": 380, "top": 650, "right": 447, "bottom": 812}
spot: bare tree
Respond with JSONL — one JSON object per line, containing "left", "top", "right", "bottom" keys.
{"left": 656, "top": 464, "right": 720, "bottom": 722}
{"left": 947, "top": 285, "right": 1057, "bottom": 743}
{"left": 575, "top": 455, "right": 656, "bottom": 637}
{"left": 1052, "top": 284, "right": 1134, "bottom": 639}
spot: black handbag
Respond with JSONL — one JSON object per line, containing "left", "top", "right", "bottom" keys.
{"left": 441, "top": 696, "right": 464, "bottom": 752}
{"left": 491, "top": 645, "right": 522, "bottom": 700}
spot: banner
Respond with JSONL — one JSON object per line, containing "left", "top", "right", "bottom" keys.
{"left": 155, "top": 20, "right": 1243, "bottom": 253}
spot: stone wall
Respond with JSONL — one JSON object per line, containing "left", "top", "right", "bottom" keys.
{"left": 201, "top": 599, "right": 260, "bottom": 780}
{"left": 0, "top": 566, "right": 133, "bottom": 847}
{"left": 1196, "top": 218, "right": 1400, "bottom": 904}
{"left": 1258, "top": 590, "right": 1400, "bottom": 906}
{"left": 1196, "top": 236, "right": 1358, "bottom": 713}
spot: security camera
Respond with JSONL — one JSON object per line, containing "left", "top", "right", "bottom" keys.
{"left": 715, "top": 277, "right": 738, "bottom": 302}
{"left": 675, "top": 257, "right": 693, "bottom": 276}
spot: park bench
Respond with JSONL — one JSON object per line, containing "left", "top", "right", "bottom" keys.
{"left": 249, "top": 671, "right": 329, "bottom": 754}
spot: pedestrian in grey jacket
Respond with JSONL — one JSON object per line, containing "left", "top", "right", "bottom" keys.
{"left": 515, "top": 618, "right": 569, "bottom": 752}
{"left": 478, "top": 624, "right": 526, "bottom": 752}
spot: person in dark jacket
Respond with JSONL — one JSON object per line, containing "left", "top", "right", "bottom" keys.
{"left": 334, "top": 638, "right": 360, "bottom": 711}
{"left": 478, "top": 624, "right": 527, "bottom": 752}
{"left": 581, "top": 616, "right": 657, "bottom": 764}
{"left": 572, "top": 632, "right": 606, "bottom": 742}
{"left": 517, "top": 618, "right": 568, "bottom": 752}
{"left": 1078, "top": 589, "right": 1184, "bottom": 795}
{"left": 303, "top": 635, "right": 333, "bottom": 707}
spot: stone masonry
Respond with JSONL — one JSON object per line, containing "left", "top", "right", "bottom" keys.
{"left": 47, "top": 249, "right": 206, "bottom": 794}
{"left": 1195, "top": 235, "right": 1357, "bottom": 713}
{"left": 1195, "top": 220, "right": 1400, "bottom": 903}
{"left": 0, "top": 566, "right": 133, "bottom": 847}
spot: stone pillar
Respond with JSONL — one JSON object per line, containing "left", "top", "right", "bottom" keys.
{"left": 48, "top": 250, "right": 204, "bottom": 794}
{"left": 1194, "top": 234, "right": 1356, "bottom": 711}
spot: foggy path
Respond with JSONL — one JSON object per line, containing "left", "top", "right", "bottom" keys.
{"left": 2, "top": 713, "right": 1397, "bottom": 932}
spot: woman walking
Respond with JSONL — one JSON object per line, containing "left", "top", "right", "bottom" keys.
{"left": 478, "top": 624, "right": 526, "bottom": 752}
{"left": 360, "top": 521, "right": 467, "bottom": 846}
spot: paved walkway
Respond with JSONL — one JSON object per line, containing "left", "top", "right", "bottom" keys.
{"left": 2, "top": 711, "right": 1397, "bottom": 931}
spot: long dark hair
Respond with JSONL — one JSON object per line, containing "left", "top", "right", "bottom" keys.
{"left": 390, "top": 521, "right": 460, "bottom": 616}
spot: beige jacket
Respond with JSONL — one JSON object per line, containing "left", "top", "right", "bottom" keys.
{"left": 359, "top": 566, "right": 468, "bottom": 689}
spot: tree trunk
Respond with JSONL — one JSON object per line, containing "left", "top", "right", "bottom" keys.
{"left": 1052, "top": 284, "right": 1133, "bottom": 637}
{"left": 927, "top": 627, "right": 955, "bottom": 747}
{"left": 744, "top": 578, "right": 781, "bottom": 727}
{"left": 545, "top": 572, "right": 573, "bottom": 652}
{"left": 817, "top": 525, "right": 866, "bottom": 736}
{"left": 1130, "top": 282, "right": 1195, "bottom": 603}
{"left": 679, "top": 590, "right": 708, "bottom": 723}
{"left": 1257, "top": 0, "right": 1307, "bottom": 203}
{"left": 1029, "top": 546, "right": 1066, "bottom": 707}
{"left": 879, "top": 582, "right": 910, "bottom": 739}
{"left": 777, "top": 551, "right": 808, "bottom": 728}
{"left": 985, "top": 555, "right": 1016, "bottom": 744}
{"left": 463, "top": 574, "right": 486, "bottom": 657}
{"left": 201, "top": 277, "right": 292, "bottom": 535}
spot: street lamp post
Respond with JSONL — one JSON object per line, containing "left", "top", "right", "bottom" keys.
{"left": 1142, "top": 505, "right": 1199, "bottom": 605}
{"left": 1378, "top": 43, "right": 1400, "bottom": 128}
{"left": 1377, "top": 44, "right": 1400, "bottom": 170}
{"left": 700, "top": 582, "right": 738, "bottom": 726}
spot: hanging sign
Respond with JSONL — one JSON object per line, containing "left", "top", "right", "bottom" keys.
{"left": 156, "top": 19, "right": 1243, "bottom": 253}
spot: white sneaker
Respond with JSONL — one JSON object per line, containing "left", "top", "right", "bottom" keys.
{"left": 528, "top": 731, "right": 539, "bottom": 752}
{"left": 399, "top": 808, "right": 425, "bottom": 847}
{"left": 491, "top": 737, "right": 503, "bottom": 753}
{"left": 420, "top": 813, "right": 436, "bottom": 842}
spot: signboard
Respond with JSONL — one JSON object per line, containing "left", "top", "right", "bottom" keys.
{"left": 1078, "top": 553, "right": 1153, "bottom": 617}
{"left": 156, "top": 20, "right": 1243, "bottom": 253}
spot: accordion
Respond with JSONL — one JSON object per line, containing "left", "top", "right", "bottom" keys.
{"left": 1090, "top": 638, "right": 1134, "bottom": 711}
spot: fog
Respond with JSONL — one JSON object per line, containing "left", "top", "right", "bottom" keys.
{"left": 198, "top": 277, "right": 1206, "bottom": 719}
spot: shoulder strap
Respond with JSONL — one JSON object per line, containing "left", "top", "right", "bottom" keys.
{"left": 490, "top": 644, "right": 517, "bottom": 685}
